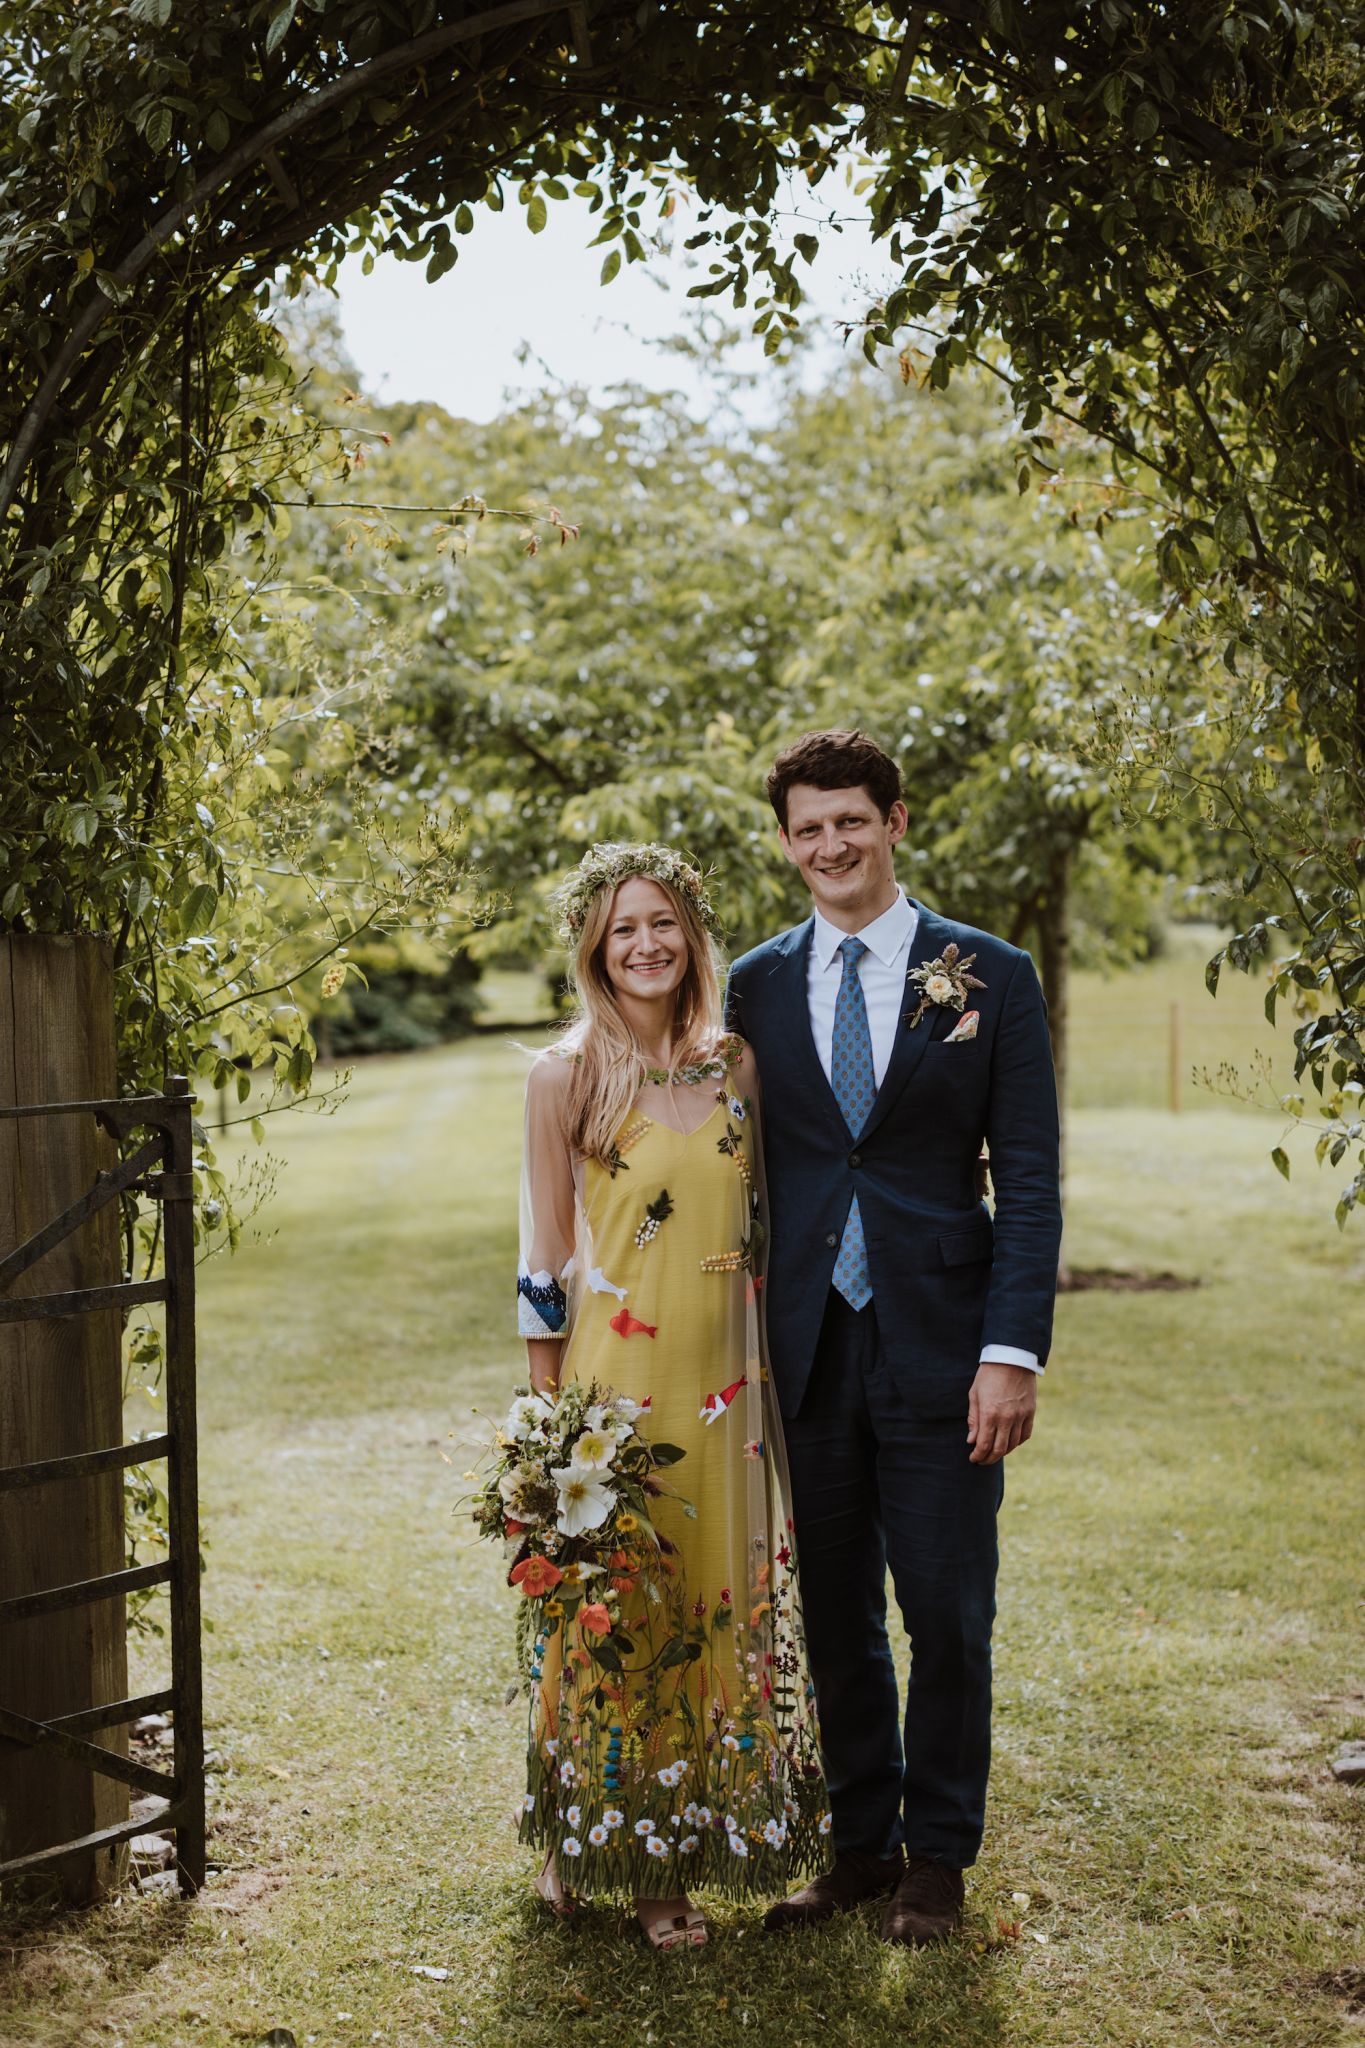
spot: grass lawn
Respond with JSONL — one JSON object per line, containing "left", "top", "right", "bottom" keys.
{"left": 3, "top": 970, "right": 1363, "bottom": 2047}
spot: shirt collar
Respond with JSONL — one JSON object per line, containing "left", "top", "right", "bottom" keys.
{"left": 811, "top": 890, "right": 916, "bottom": 970}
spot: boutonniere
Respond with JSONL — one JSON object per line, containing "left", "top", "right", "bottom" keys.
{"left": 905, "top": 941, "right": 987, "bottom": 1029}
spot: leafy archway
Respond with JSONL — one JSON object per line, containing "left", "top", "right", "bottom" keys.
{"left": 3, "top": 0, "right": 1362, "bottom": 1214}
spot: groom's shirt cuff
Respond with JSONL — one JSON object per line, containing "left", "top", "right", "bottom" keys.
{"left": 979, "top": 1344, "right": 1042, "bottom": 1374}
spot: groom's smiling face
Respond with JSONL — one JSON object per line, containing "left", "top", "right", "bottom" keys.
{"left": 779, "top": 782, "right": 909, "bottom": 928}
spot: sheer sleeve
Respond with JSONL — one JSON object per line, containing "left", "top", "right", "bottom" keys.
{"left": 517, "top": 1051, "right": 579, "bottom": 1339}
{"left": 730, "top": 1040, "right": 768, "bottom": 1281}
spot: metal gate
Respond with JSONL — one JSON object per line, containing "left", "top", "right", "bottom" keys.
{"left": 0, "top": 1076, "right": 205, "bottom": 1894}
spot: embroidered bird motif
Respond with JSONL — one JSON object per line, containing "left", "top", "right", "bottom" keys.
{"left": 609, "top": 1306, "right": 657, "bottom": 1339}
{"left": 699, "top": 1377, "right": 746, "bottom": 1424}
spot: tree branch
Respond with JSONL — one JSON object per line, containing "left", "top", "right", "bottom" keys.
{"left": 0, "top": 0, "right": 580, "bottom": 519}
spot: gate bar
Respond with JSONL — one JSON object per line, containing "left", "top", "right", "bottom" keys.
{"left": 0, "top": 1137, "right": 164, "bottom": 1294}
{"left": 44, "top": 1687, "right": 175, "bottom": 1736}
{"left": 161, "top": 1075, "right": 206, "bottom": 1891}
{"left": 0, "top": 1799, "right": 182, "bottom": 1883}
{"left": 0, "top": 1706, "right": 174, "bottom": 1800}
{"left": 0, "top": 1559, "right": 172, "bottom": 1624}
{"left": 0, "top": 1277, "right": 166, "bottom": 1325}
{"left": 0, "top": 1433, "right": 171, "bottom": 1493}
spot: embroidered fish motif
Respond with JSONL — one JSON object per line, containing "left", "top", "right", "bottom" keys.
{"left": 609, "top": 1306, "right": 657, "bottom": 1339}
{"left": 586, "top": 1266, "right": 628, "bottom": 1300}
{"left": 699, "top": 1377, "right": 746, "bottom": 1424}
{"left": 944, "top": 1009, "right": 980, "bottom": 1044}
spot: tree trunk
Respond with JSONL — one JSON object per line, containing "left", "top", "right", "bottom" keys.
{"left": 0, "top": 936, "right": 129, "bottom": 1903}
{"left": 1037, "top": 844, "right": 1072, "bottom": 1285}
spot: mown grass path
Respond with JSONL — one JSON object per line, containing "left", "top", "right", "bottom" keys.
{"left": 3, "top": 1032, "right": 1363, "bottom": 2048}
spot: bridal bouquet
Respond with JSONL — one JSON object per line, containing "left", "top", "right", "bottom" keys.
{"left": 471, "top": 1380, "right": 688, "bottom": 1693}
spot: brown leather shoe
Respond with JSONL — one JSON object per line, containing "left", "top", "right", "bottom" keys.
{"left": 764, "top": 1849, "right": 905, "bottom": 1931}
{"left": 881, "top": 1856, "right": 966, "bottom": 1946}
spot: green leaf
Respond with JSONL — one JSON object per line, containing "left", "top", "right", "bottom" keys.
{"left": 1205, "top": 949, "right": 1224, "bottom": 997}
{"left": 526, "top": 194, "right": 547, "bottom": 234}
{"left": 144, "top": 104, "right": 173, "bottom": 152}
{"left": 1271, "top": 1146, "right": 1290, "bottom": 1181}
{"left": 180, "top": 883, "right": 218, "bottom": 936}
{"left": 600, "top": 248, "right": 621, "bottom": 285}
{"left": 266, "top": 1, "right": 297, "bottom": 56}
{"left": 205, "top": 108, "right": 230, "bottom": 152}
{"left": 1130, "top": 100, "right": 1160, "bottom": 142}
{"left": 126, "top": 874, "right": 155, "bottom": 919}
{"left": 648, "top": 1442, "right": 686, "bottom": 1467}
{"left": 454, "top": 203, "right": 474, "bottom": 235}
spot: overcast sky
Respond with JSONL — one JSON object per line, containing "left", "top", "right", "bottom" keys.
{"left": 334, "top": 178, "right": 897, "bottom": 423}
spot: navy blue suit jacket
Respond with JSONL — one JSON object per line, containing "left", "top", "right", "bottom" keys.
{"left": 726, "top": 900, "right": 1062, "bottom": 1417}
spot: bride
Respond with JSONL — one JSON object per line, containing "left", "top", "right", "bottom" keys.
{"left": 514, "top": 842, "right": 829, "bottom": 1948}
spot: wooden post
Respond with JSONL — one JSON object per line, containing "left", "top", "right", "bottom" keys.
{"left": 0, "top": 936, "right": 128, "bottom": 1903}
{"left": 1169, "top": 1000, "right": 1181, "bottom": 1114}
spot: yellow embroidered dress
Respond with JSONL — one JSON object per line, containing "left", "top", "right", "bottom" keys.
{"left": 515, "top": 1034, "right": 829, "bottom": 1899}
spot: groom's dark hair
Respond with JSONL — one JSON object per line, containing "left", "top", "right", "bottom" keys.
{"left": 765, "top": 729, "right": 903, "bottom": 833}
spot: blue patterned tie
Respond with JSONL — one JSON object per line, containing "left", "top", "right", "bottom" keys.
{"left": 830, "top": 936, "right": 874, "bottom": 1311}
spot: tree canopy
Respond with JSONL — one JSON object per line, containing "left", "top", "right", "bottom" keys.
{"left": 3, "top": 0, "right": 1362, "bottom": 1217}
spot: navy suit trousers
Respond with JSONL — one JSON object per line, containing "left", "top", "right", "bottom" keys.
{"left": 783, "top": 1290, "right": 1004, "bottom": 1869}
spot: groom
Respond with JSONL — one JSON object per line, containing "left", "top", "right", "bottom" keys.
{"left": 726, "top": 729, "right": 1062, "bottom": 1946}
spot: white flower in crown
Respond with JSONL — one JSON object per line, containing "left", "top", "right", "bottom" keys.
{"left": 905, "top": 941, "right": 987, "bottom": 1029}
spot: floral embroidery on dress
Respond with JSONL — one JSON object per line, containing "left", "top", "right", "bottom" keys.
{"left": 633, "top": 1188, "right": 674, "bottom": 1248}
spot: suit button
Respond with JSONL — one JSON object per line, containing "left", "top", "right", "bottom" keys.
{"left": 848, "top": 1151, "right": 862, "bottom": 1168}
{"left": 825, "top": 1232, "right": 838, "bottom": 1248}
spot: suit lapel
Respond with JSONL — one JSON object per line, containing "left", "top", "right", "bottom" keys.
{"left": 766, "top": 919, "right": 851, "bottom": 1139}
{"left": 859, "top": 900, "right": 958, "bottom": 1144}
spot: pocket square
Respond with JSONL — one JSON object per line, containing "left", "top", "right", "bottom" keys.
{"left": 944, "top": 1010, "right": 979, "bottom": 1044}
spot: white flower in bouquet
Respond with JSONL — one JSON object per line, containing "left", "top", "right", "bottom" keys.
{"left": 497, "top": 1464, "right": 554, "bottom": 1527}
{"left": 504, "top": 1392, "right": 554, "bottom": 1441}
{"left": 584, "top": 1403, "right": 631, "bottom": 1441}
{"left": 567, "top": 1426, "right": 618, "bottom": 1475}
{"left": 609, "top": 1394, "right": 649, "bottom": 1427}
{"left": 925, "top": 971, "right": 956, "bottom": 1003}
{"left": 551, "top": 1462, "right": 614, "bottom": 1536}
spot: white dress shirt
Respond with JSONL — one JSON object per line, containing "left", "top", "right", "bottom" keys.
{"left": 807, "top": 890, "right": 1041, "bottom": 1374}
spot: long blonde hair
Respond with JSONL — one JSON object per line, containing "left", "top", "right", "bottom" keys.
{"left": 559, "top": 872, "right": 726, "bottom": 1167}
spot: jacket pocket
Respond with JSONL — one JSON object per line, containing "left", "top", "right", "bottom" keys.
{"left": 937, "top": 1220, "right": 994, "bottom": 1268}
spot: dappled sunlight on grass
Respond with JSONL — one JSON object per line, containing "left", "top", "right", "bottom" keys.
{"left": 2, "top": 1018, "right": 1362, "bottom": 2047}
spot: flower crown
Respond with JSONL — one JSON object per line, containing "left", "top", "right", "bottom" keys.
{"left": 552, "top": 842, "right": 721, "bottom": 945}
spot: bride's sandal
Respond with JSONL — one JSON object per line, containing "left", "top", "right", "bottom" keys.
{"left": 535, "top": 1850, "right": 577, "bottom": 1921}
{"left": 637, "top": 1895, "right": 708, "bottom": 1951}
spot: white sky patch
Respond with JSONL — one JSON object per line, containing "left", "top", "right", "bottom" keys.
{"left": 335, "top": 175, "right": 898, "bottom": 424}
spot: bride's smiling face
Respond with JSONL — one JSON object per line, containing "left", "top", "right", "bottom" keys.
{"left": 601, "top": 876, "right": 689, "bottom": 1005}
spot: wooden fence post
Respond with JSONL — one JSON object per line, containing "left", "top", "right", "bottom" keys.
{"left": 0, "top": 935, "right": 129, "bottom": 1903}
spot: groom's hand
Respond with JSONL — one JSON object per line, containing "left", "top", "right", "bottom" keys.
{"left": 967, "top": 1363, "right": 1037, "bottom": 1465}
